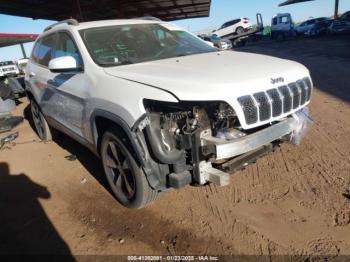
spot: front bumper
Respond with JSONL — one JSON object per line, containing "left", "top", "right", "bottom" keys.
{"left": 201, "top": 108, "right": 312, "bottom": 160}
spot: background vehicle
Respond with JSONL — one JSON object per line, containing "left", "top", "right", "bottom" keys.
{"left": 329, "top": 18, "right": 350, "bottom": 34}
{"left": 213, "top": 18, "right": 251, "bottom": 37}
{"left": 199, "top": 34, "right": 232, "bottom": 50}
{"left": 26, "top": 18, "right": 313, "bottom": 209}
{"left": 296, "top": 17, "right": 328, "bottom": 35}
{"left": 305, "top": 19, "right": 333, "bottom": 36}
{"left": 223, "top": 13, "right": 264, "bottom": 47}
{"left": 340, "top": 11, "right": 350, "bottom": 20}
{"left": 271, "top": 13, "right": 296, "bottom": 41}
{"left": 16, "top": 58, "right": 29, "bottom": 75}
{"left": 0, "top": 61, "right": 19, "bottom": 78}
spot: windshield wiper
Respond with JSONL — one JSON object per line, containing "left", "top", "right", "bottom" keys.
{"left": 99, "top": 60, "right": 134, "bottom": 67}
{"left": 117, "top": 60, "right": 134, "bottom": 65}
{"left": 175, "top": 50, "right": 216, "bottom": 58}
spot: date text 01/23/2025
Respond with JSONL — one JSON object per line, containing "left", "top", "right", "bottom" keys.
{"left": 127, "top": 256, "right": 219, "bottom": 261}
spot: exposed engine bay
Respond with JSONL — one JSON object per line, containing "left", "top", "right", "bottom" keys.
{"left": 139, "top": 100, "right": 312, "bottom": 190}
{"left": 140, "top": 100, "right": 248, "bottom": 188}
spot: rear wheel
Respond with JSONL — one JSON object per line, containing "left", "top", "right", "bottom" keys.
{"left": 30, "top": 100, "right": 52, "bottom": 141}
{"left": 236, "top": 26, "right": 244, "bottom": 34}
{"left": 101, "top": 127, "right": 158, "bottom": 209}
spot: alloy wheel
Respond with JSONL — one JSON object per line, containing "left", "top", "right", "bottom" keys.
{"left": 31, "top": 102, "right": 45, "bottom": 139}
{"left": 104, "top": 139, "right": 136, "bottom": 200}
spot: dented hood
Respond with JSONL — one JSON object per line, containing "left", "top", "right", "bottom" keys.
{"left": 104, "top": 51, "right": 309, "bottom": 101}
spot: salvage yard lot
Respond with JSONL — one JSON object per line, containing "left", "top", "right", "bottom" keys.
{"left": 1, "top": 35, "right": 350, "bottom": 257}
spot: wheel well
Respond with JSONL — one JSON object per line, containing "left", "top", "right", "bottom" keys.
{"left": 94, "top": 116, "right": 140, "bottom": 165}
{"left": 26, "top": 90, "right": 34, "bottom": 101}
{"left": 26, "top": 90, "right": 39, "bottom": 105}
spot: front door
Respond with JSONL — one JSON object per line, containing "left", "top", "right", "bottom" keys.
{"left": 45, "top": 32, "right": 87, "bottom": 137}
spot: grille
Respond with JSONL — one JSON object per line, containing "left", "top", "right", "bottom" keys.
{"left": 278, "top": 85, "right": 292, "bottom": 113}
{"left": 289, "top": 83, "right": 301, "bottom": 109}
{"left": 237, "top": 96, "right": 258, "bottom": 125}
{"left": 253, "top": 92, "right": 271, "bottom": 121}
{"left": 238, "top": 77, "right": 312, "bottom": 125}
{"left": 297, "top": 80, "right": 307, "bottom": 105}
{"left": 3, "top": 67, "right": 15, "bottom": 72}
{"left": 267, "top": 89, "right": 282, "bottom": 117}
{"left": 303, "top": 77, "right": 312, "bottom": 101}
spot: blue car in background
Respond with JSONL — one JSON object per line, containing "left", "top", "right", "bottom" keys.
{"left": 329, "top": 11, "right": 350, "bottom": 34}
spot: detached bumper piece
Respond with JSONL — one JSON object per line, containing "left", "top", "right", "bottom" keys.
{"left": 202, "top": 117, "right": 298, "bottom": 160}
{"left": 198, "top": 108, "right": 313, "bottom": 187}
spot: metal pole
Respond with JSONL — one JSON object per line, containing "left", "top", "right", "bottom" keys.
{"left": 75, "top": 0, "right": 84, "bottom": 21}
{"left": 334, "top": 0, "right": 339, "bottom": 19}
{"left": 20, "top": 43, "right": 27, "bottom": 58}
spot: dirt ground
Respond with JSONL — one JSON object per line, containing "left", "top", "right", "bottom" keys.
{"left": 1, "top": 35, "right": 350, "bottom": 259}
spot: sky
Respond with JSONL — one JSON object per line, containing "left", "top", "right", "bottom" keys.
{"left": 0, "top": 0, "right": 349, "bottom": 61}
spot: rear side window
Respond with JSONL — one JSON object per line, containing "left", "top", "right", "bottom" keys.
{"left": 220, "top": 22, "right": 228, "bottom": 29}
{"left": 36, "top": 34, "right": 56, "bottom": 66}
{"left": 272, "top": 17, "right": 278, "bottom": 25}
{"left": 54, "top": 32, "right": 82, "bottom": 67}
{"left": 227, "top": 19, "right": 239, "bottom": 27}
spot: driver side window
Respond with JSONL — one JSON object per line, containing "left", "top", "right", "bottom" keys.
{"left": 54, "top": 32, "right": 82, "bottom": 68}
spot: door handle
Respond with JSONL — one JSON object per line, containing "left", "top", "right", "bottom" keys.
{"left": 29, "top": 72, "right": 36, "bottom": 78}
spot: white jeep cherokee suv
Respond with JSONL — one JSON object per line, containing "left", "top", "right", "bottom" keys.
{"left": 213, "top": 18, "right": 251, "bottom": 37}
{"left": 26, "top": 18, "right": 313, "bottom": 209}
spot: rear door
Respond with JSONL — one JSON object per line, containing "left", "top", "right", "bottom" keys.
{"left": 216, "top": 22, "right": 228, "bottom": 37}
{"left": 26, "top": 33, "right": 57, "bottom": 114}
{"left": 225, "top": 19, "right": 240, "bottom": 35}
{"left": 306, "top": 20, "right": 316, "bottom": 32}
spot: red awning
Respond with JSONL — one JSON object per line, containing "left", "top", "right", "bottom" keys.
{"left": 0, "top": 33, "right": 39, "bottom": 48}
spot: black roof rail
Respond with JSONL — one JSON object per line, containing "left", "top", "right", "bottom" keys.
{"left": 133, "top": 16, "right": 162, "bottom": 21}
{"left": 44, "top": 19, "right": 79, "bottom": 32}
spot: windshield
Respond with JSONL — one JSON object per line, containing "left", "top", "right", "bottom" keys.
{"left": 0, "top": 61, "right": 14, "bottom": 66}
{"left": 80, "top": 23, "right": 216, "bottom": 67}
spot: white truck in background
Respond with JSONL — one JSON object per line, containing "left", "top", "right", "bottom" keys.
{"left": 0, "top": 61, "right": 20, "bottom": 78}
{"left": 271, "top": 13, "right": 296, "bottom": 41}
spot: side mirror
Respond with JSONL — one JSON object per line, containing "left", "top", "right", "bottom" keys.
{"left": 48, "top": 56, "right": 80, "bottom": 73}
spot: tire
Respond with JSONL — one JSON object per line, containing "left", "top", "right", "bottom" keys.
{"left": 101, "top": 127, "right": 158, "bottom": 209}
{"left": 236, "top": 26, "right": 244, "bottom": 35}
{"left": 30, "top": 100, "right": 52, "bottom": 141}
{"left": 276, "top": 33, "right": 285, "bottom": 42}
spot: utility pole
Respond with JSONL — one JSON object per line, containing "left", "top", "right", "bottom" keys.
{"left": 74, "top": 0, "right": 84, "bottom": 21}
{"left": 334, "top": 0, "right": 339, "bottom": 19}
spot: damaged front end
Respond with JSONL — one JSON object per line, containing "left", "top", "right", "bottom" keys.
{"left": 134, "top": 99, "right": 313, "bottom": 191}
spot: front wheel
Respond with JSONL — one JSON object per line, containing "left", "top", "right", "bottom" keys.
{"left": 101, "top": 127, "right": 158, "bottom": 209}
{"left": 30, "top": 100, "right": 52, "bottom": 141}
